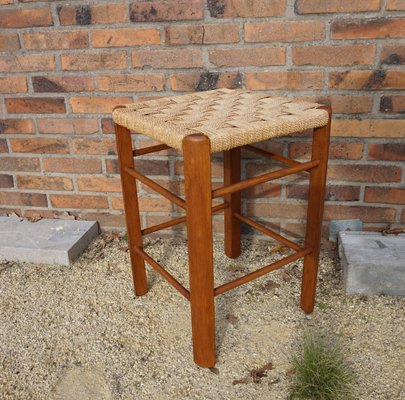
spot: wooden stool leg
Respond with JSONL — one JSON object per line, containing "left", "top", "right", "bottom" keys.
{"left": 300, "top": 108, "right": 331, "bottom": 313}
{"left": 115, "top": 123, "right": 148, "bottom": 296}
{"left": 224, "top": 148, "right": 241, "bottom": 258}
{"left": 183, "top": 134, "right": 215, "bottom": 368}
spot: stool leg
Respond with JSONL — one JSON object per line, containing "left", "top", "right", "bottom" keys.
{"left": 183, "top": 134, "right": 215, "bottom": 368}
{"left": 300, "top": 110, "right": 331, "bottom": 313}
{"left": 224, "top": 148, "right": 241, "bottom": 258}
{"left": 114, "top": 123, "right": 148, "bottom": 296}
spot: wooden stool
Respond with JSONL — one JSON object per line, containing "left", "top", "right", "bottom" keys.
{"left": 112, "top": 89, "right": 331, "bottom": 368}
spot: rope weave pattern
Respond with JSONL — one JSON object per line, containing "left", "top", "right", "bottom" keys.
{"left": 112, "top": 89, "right": 329, "bottom": 153}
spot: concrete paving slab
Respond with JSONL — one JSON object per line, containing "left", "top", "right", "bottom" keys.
{"left": 0, "top": 217, "right": 99, "bottom": 266}
{"left": 328, "top": 219, "right": 363, "bottom": 242}
{"left": 338, "top": 231, "right": 405, "bottom": 296}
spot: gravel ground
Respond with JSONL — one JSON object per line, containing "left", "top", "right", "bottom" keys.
{"left": 0, "top": 234, "right": 404, "bottom": 400}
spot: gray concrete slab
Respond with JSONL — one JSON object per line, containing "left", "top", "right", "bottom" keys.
{"left": 338, "top": 231, "right": 405, "bottom": 296}
{"left": 0, "top": 217, "right": 99, "bottom": 266}
{"left": 328, "top": 219, "right": 363, "bottom": 242}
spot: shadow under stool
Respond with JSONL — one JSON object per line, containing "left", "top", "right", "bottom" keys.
{"left": 112, "top": 88, "right": 331, "bottom": 368}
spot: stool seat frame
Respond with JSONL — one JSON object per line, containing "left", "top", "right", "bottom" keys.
{"left": 114, "top": 105, "right": 331, "bottom": 368}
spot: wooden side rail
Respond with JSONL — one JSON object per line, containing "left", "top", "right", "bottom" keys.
{"left": 212, "top": 159, "right": 319, "bottom": 198}
{"left": 133, "top": 144, "right": 170, "bottom": 157}
{"left": 243, "top": 145, "right": 301, "bottom": 167}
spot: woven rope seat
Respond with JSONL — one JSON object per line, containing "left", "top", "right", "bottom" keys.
{"left": 112, "top": 88, "right": 329, "bottom": 153}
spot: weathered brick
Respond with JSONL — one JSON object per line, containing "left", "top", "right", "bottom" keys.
{"left": 381, "top": 45, "right": 405, "bottom": 65}
{"left": 50, "top": 194, "right": 108, "bottom": 209}
{"left": 0, "top": 54, "right": 55, "bottom": 72}
{"left": 77, "top": 176, "right": 122, "bottom": 193}
{"left": 0, "top": 77, "right": 27, "bottom": 94}
{"left": 170, "top": 72, "right": 242, "bottom": 91}
{"left": 246, "top": 71, "right": 323, "bottom": 90}
{"left": 0, "top": 33, "right": 20, "bottom": 52}
{"left": 10, "top": 138, "right": 69, "bottom": 154}
{"left": 0, "top": 174, "right": 13, "bottom": 189}
{"left": 70, "top": 96, "right": 132, "bottom": 114}
{"left": 165, "top": 24, "right": 240, "bottom": 45}
{"left": 243, "top": 183, "right": 281, "bottom": 198}
{"left": 293, "top": 45, "right": 375, "bottom": 66}
{"left": 23, "top": 31, "right": 88, "bottom": 50}
{"left": 325, "top": 95, "right": 372, "bottom": 114}
{"left": 332, "top": 18, "right": 405, "bottom": 39}
{"left": 112, "top": 196, "right": 173, "bottom": 212}
{"left": 209, "top": 47, "right": 285, "bottom": 67}
{"left": 402, "top": 209, "right": 405, "bottom": 224}
{"left": 0, "top": 0, "right": 13, "bottom": 4}
{"left": 43, "top": 157, "right": 102, "bottom": 174}
{"left": 129, "top": 0, "right": 203, "bottom": 22}
{"left": 287, "top": 184, "right": 360, "bottom": 201}
{"left": 290, "top": 142, "right": 364, "bottom": 160}
{"left": 71, "top": 138, "right": 117, "bottom": 155}
{"left": 208, "top": 0, "right": 286, "bottom": 18}
{"left": 97, "top": 74, "right": 164, "bottom": 92}
{"left": 17, "top": 175, "right": 74, "bottom": 191}
{"left": 368, "top": 143, "right": 405, "bottom": 160}
{"left": 247, "top": 202, "right": 306, "bottom": 219}
{"left": 0, "top": 192, "right": 47, "bottom": 207}
{"left": 245, "top": 21, "right": 325, "bottom": 42}
{"left": 0, "top": 139, "right": 8, "bottom": 153}
{"left": 329, "top": 70, "right": 405, "bottom": 90}
{"left": 0, "top": 9, "right": 52, "bottom": 28}
{"left": 32, "top": 76, "right": 94, "bottom": 93}
{"left": 5, "top": 98, "right": 66, "bottom": 114}
{"left": 101, "top": 119, "right": 115, "bottom": 135}
{"left": 106, "top": 158, "right": 170, "bottom": 176}
{"left": 332, "top": 119, "right": 405, "bottom": 138}
{"left": 61, "top": 51, "right": 127, "bottom": 71}
{"left": 365, "top": 187, "right": 405, "bottom": 204}
{"left": 380, "top": 96, "right": 405, "bottom": 113}
{"left": 387, "top": 0, "right": 405, "bottom": 10}
{"left": 0, "top": 157, "right": 40, "bottom": 172}
{"left": 324, "top": 205, "right": 396, "bottom": 223}
{"left": 92, "top": 28, "right": 160, "bottom": 47}
{"left": 58, "top": 5, "right": 92, "bottom": 25}
{"left": 295, "top": 0, "right": 381, "bottom": 14}
{"left": 328, "top": 164, "right": 402, "bottom": 182}
{"left": 78, "top": 212, "right": 125, "bottom": 228}
{"left": 132, "top": 49, "right": 203, "bottom": 69}
{"left": 0, "top": 119, "right": 34, "bottom": 134}
{"left": 37, "top": 118, "right": 98, "bottom": 134}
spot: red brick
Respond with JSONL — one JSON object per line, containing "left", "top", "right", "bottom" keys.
{"left": 97, "top": 74, "right": 165, "bottom": 92}
{"left": 0, "top": 9, "right": 52, "bottom": 28}
{"left": 77, "top": 177, "right": 122, "bottom": 193}
{"left": 0, "top": 77, "right": 27, "bottom": 93}
{"left": 0, "top": 54, "right": 55, "bottom": 72}
{"left": 0, "top": 119, "right": 35, "bottom": 134}
{"left": 78, "top": 212, "right": 125, "bottom": 228}
{"left": 139, "top": 197, "right": 173, "bottom": 212}
{"left": 0, "top": 192, "right": 47, "bottom": 207}
{"left": 380, "top": 96, "right": 405, "bottom": 113}
{"left": 245, "top": 21, "right": 325, "bottom": 42}
{"left": 0, "top": 174, "right": 13, "bottom": 189}
{"left": 332, "top": 18, "right": 405, "bottom": 39}
{"left": 328, "top": 164, "right": 402, "bottom": 182}
{"left": 329, "top": 70, "right": 405, "bottom": 90}
{"left": 132, "top": 49, "right": 203, "bottom": 69}
{"left": 170, "top": 72, "right": 242, "bottom": 91}
{"left": 402, "top": 209, "right": 405, "bottom": 224}
{"left": 326, "top": 95, "right": 372, "bottom": 114}
{"left": 247, "top": 202, "right": 307, "bottom": 219}
{"left": 10, "top": 138, "right": 69, "bottom": 154}
{"left": 210, "top": 47, "right": 285, "bottom": 67}
{"left": 243, "top": 183, "right": 281, "bottom": 198}
{"left": 368, "top": 143, "right": 405, "bottom": 161}
{"left": 17, "top": 175, "right": 73, "bottom": 191}
{"left": 0, "top": 139, "right": 8, "bottom": 153}
{"left": 365, "top": 187, "right": 405, "bottom": 204}
{"left": 71, "top": 138, "right": 117, "bottom": 155}
{"left": 0, "top": 0, "right": 13, "bottom": 4}
{"left": 332, "top": 119, "right": 405, "bottom": 138}
{"left": 32, "top": 76, "right": 94, "bottom": 93}
{"left": 129, "top": 0, "right": 203, "bottom": 22}
{"left": 287, "top": 184, "right": 360, "bottom": 201}
{"left": 289, "top": 142, "right": 364, "bottom": 160}
{"left": 101, "top": 119, "right": 115, "bottom": 134}
{"left": 381, "top": 45, "right": 405, "bottom": 65}
{"left": 165, "top": 24, "right": 240, "bottom": 45}
{"left": 324, "top": 205, "right": 396, "bottom": 223}
{"left": 0, "top": 33, "right": 20, "bottom": 51}
{"left": 23, "top": 31, "right": 88, "bottom": 50}
{"left": 5, "top": 98, "right": 66, "bottom": 114}
{"left": 246, "top": 71, "right": 323, "bottom": 90}
{"left": 387, "top": 0, "right": 405, "bottom": 10}
{"left": 208, "top": 0, "right": 286, "bottom": 18}
{"left": 92, "top": 28, "right": 160, "bottom": 47}
{"left": 50, "top": 194, "right": 108, "bottom": 209}
{"left": 61, "top": 51, "right": 127, "bottom": 71}
{"left": 106, "top": 158, "right": 170, "bottom": 176}
{"left": 70, "top": 96, "right": 132, "bottom": 114}
{"left": 37, "top": 118, "right": 98, "bottom": 135}
{"left": 293, "top": 45, "right": 375, "bottom": 66}
{"left": 0, "top": 157, "right": 40, "bottom": 172}
{"left": 295, "top": 0, "right": 381, "bottom": 14}
{"left": 43, "top": 158, "right": 102, "bottom": 174}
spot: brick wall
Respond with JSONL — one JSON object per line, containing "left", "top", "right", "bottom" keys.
{"left": 0, "top": 0, "right": 404, "bottom": 238}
